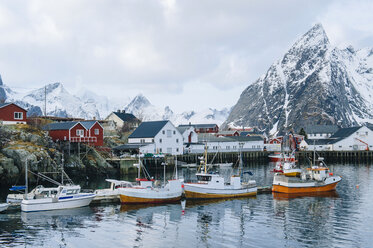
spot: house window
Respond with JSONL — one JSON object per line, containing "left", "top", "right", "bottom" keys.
{"left": 152, "top": 139, "right": 154, "bottom": 142}
{"left": 159, "top": 138, "right": 162, "bottom": 143}
{"left": 173, "top": 130, "right": 176, "bottom": 135}
{"left": 160, "top": 148, "right": 162, "bottom": 153}
{"left": 167, "top": 130, "right": 172, "bottom": 137}
{"left": 366, "top": 132, "right": 368, "bottom": 135}
{"left": 14, "top": 112, "right": 23, "bottom": 119}
{"left": 356, "top": 132, "right": 359, "bottom": 135}
{"left": 176, "top": 148, "right": 179, "bottom": 152}
{"left": 233, "top": 146, "right": 237, "bottom": 149}
{"left": 226, "top": 146, "right": 230, "bottom": 150}
{"left": 176, "top": 139, "right": 179, "bottom": 143}
{"left": 94, "top": 129, "right": 99, "bottom": 135}
{"left": 162, "top": 130, "right": 165, "bottom": 135}
{"left": 141, "top": 139, "right": 145, "bottom": 143}
{"left": 76, "top": 129, "right": 84, "bottom": 136}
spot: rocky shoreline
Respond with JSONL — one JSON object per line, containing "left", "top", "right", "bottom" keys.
{"left": 0, "top": 124, "right": 115, "bottom": 186}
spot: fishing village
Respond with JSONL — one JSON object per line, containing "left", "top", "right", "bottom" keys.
{"left": 0, "top": 103, "right": 369, "bottom": 208}
{"left": 1, "top": 1, "right": 373, "bottom": 247}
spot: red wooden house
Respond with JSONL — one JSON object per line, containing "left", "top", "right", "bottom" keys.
{"left": 0, "top": 103, "right": 27, "bottom": 125}
{"left": 43, "top": 121, "right": 104, "bottom": 147}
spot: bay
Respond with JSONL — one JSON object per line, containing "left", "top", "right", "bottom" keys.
{"left": 0, "top": 163, "right": 372, "bottom": 248}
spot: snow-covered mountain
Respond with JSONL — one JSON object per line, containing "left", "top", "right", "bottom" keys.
{"left": 124, "top": 93, "right": 230, "bottom": 125}
{"left": 2, "top": 79, "right": 229, "bottom": 125}
{"left": 223, "top": 23, "right": 373, "bottom": 135}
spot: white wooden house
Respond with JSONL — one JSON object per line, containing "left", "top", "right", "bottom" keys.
{"left": 127, "top": 120, "right": 183, "bottom": 155}
{"left": 305, "top": 125, "right": 339, "bottom": 140}
{"left": 177, "top": 126, "right": 198, "bottom": 143}
{"left": 186, "top": 134, "right": 264, "bottom": 154}
{"left": 302, "top": 126, "right": 373, "bottom": 151}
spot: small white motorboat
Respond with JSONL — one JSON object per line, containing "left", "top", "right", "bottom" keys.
{"left": 21, "top": 185, "right": 95, "bottom": 212}
{"left": 0, "top": 203, "right": 9, "bottom": 212}
{"left": 93, "top": 179, "right": 134, "bottom": 203}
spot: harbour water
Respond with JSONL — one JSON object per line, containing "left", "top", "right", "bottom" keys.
{"left": 0, "top": 163, "right": 372, "bottom": 247}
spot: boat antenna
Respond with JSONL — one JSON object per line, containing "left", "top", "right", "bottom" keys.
{"left": 25, "top": 159, "right": 28, "bottom": 195}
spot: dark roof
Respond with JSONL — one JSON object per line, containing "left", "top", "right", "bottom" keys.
{"left": 330, "top": 126, "right": 362, "bottom": 139}
{"left": 176, "top": 126, "right": 190, "bottom": 134}
{"left": 43, "top": 122, "right": 80, "bottom": 131}
{"left": 304, "top": 139, "right": 337, "bottom": 145}
{"left": 80, "top": 121, "right": 97, "bottom": 129}
{"left": 304, "top": 125, "right": 339, "bottom": 134}
{"left": 129, "top": 120, "right": 169, "bottom": 138}
{"left": 179, "top": 123, "right": 218, "bottom": 129}
{"left": 113, "top": 111, "right": 138, "bottom": 122}
{"left": 229, "top": 136, "right": 264, "bottom": 142}
{"left": 197, "top": 134, "right": 263, "bottom": 143}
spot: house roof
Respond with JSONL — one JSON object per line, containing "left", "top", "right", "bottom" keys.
{"left": 304, "top": 139, "right": 337, "bottom": 145}
{"left": 304, "top": 125, "right": 339, "bottom": 134}
{"left": 129, "top": 120, "right": 169, "bottom": 138}
{"left": 43, "top": 121, "right": 80, "bottom": 131}
{"left": 217, "top": 131, "right": 238, "bottom": 135}
{"left": 197, "top": 134, "right": 263, "bottom": 143}
{"left": 229, "top": 136, "right": 264, "bottom": 142}
{"left": 176, "top": 126, "right": 190, "bottom": 134}
{"left": 179, "top": 123, "right": 218, "bottom": 129}
{"left": 0, "top": 102, "right": 27, "bottom": 112}
{"left": 80, "top": 121, "right": 97, "bottom": 130}
{"left": 329, "top": 126, "right": 361, "bottom": 139}
{"left": 113, "top": 111, "right": 138, "bottom": 122}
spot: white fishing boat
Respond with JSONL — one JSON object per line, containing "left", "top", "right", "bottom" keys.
{"left": 20, "top": 157, "right": 95, "bottom": 212}
{"left": 93, "top": 179, "right": 134, "bottom": 203}
{"left": 0, "top": 203, "right": 9, "bottom": 212}
{"left": 184, "top": 145, "right": 257, "bottom": 199}
{"left": 119, "top": 156, "right": 183, "bottom": 204}
{"left": 21, "top": 184, "right": 95, "bottom": 212}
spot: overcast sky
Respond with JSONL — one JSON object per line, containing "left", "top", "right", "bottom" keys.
{"left": 0, "top": 0, "right": 373, "bottom": 112}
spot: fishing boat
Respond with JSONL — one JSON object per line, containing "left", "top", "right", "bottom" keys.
{"left": 92, "top": 179, "right": 134, "bottom": 203}
{"left": 0, "top": 203, "right": 9, "bottom": 212}
{"left": 184, "top": 145, "right": 257, "bottom": 199}
{"left": 20, "top": 158, "right": 95, "bottom": 212}
{"left": 21, "top": 185, "right": 96, "bottom": 212}
{"left": 119, "top": 156, "right": 183, "bottom": 204}
{"left": 272, "top": 157, "right": 341, "bottom": 194}
{"left": 269, "top": 152, "right": 295, "bottom": 163}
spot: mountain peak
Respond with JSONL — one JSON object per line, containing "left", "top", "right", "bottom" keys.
{"left": 294, "top": 23, "right": 329, "bottom": 48}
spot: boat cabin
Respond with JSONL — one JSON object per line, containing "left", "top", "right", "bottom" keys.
{"left": 196, "top": 173, "right": 225, "bottom": 189}
{"left": 33, "top": 187, "right": 58, "bottom": 199}
{"left": 136, "top": 178, "right": 154, "bottom": 188}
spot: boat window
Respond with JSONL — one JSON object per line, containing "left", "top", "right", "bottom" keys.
{"left": 197, "top": 175, "right": 211, "bottom": 181}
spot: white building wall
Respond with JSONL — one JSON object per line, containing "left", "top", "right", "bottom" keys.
{"left": 333, "top": 126, "right": 373, "bottom": 151}
{"left": 153, "top": 122, "right": 183, "bottom": 155}
{"left": 139, "top": 144, "right": 156, "bottom": 154}
{"left": 128, "top": 138, "right": 154, "bottom": 143}
{"left": 0, "top": 121, "right": 27, "bottom": 125}
{"left": 105, "top": 113, "right": 124, "bottom": 128}
{"left": 181, "top": 127, "right": 198, "bottom": 143}
{"left": 308, "top": 133, "right": 333, "bottom": 140}
{"left": 187, "top": 140, "right": 264, "bottom": 154}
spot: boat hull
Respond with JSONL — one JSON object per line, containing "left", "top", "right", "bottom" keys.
{"left": 272, "top": 175, "right": 341, "bottom": 194}
{"left": 21, "top": 194, "right": 95, "bottom": 212}
{"left": 119, "top": 194, "right": 181, "bottom": 204}
{"left": 0, "top": 203, "right": 9, "bottom": 212}
{"left": 184, "top": 184, "right": 257, "bottom": 199}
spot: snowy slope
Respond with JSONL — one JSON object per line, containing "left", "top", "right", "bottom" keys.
{"left": 224, "top": 23, "right": 373, "bottom": 135}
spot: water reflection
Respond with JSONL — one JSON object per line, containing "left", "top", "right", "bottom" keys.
{"left": 0, "top": 164, "right": 372, "bottom": 248}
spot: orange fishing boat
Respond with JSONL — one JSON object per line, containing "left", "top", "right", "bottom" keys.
{"left": 272, "top": 157, "right": 341, "bottom": 194}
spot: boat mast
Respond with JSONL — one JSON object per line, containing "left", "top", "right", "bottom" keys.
{"left": 25, "top": 159, "right": 28, "bottom": 195}
{"left": 138, "top": 149, "right": 141, "bottom": 179}
{"left": 313, "top": 140, "right": 316, "bottom": 167}
{"left": 61, "top": 153, "right": 64, "bottom": 185}
{"left": 163, "top": 162, "right": 166, "bottom": 186}
{"left": 175, "top": 156, "right": 178, "bottom": 179}
{"left": 204, "top": 143, "right": 208, "bottom": 174}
